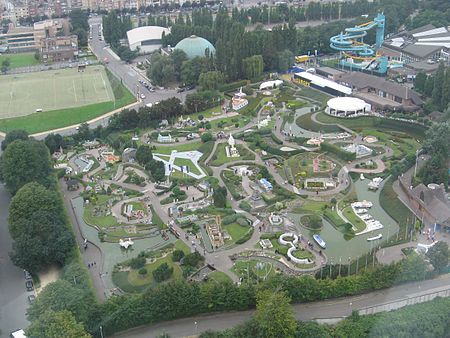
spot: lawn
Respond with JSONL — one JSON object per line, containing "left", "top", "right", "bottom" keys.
{"left": 231, "top": 260, "right": 275, "bottom": 282}
{"left": 315, "top": 113, "right": 427, "bottom": 138}
{"left": 0, "top": 66, "right": 135, "bottom": 133}
{"left": 0, "top": 52, "right": 40, "bottom": 69}
{"left": 210, "top": 143, "right": 255, "bottom": 166}
{"left": 285, "top": 152, "right": 340, "bottom": 179}
{"left": 83, "top": 195, "right": 120, "bottom": 228}
{"left": 342, "top": 206, "right": 366, "bottom": 233}
{"left": 173, "top": 157, "right": 202, "bottom": 175}
{"left": 153, "top": 141, "right": 203, "bottom": 155}
{"left": 297, "top": 86, "right": 332, "bottom": 106}
{"left": 223, "top": 223, "right": 251, "bottom": 243}
{"left": 206, "top": 271, "right": 232, "bottom": 284}
{"left": 296, "top": 112, "right": 342, "bottom": 133}
{"left": 127, "top": 255, "right": 183, "bottom": 286}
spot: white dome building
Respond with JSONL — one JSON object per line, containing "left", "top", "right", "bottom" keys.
{"left": 326, "top": 97, "right": 371, "bottom": 117}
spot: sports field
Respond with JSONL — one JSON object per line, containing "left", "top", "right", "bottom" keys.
{"left": 0, "top": 65, "right": 114, "bottom": 119}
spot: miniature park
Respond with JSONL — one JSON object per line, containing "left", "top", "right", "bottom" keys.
{"left": 54, "top": 75, "right": 442, "bottom": 296}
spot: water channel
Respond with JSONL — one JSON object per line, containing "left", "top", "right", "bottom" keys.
{"left": 72, "top": 196, "right": 177, "bottom": 290}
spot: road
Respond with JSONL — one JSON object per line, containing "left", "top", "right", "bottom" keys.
{"left": 113, "top": 273, "right": 450, "bottom": 338}
{"left": 0, "top": 183, "right": 30, "bottom": 338}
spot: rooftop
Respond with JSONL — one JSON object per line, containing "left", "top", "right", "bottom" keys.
{"left": 337, "top": 72, "right": 423, "bottom": 105}
{"left": 127, "top": 26, "right": 170, "bottom": 46}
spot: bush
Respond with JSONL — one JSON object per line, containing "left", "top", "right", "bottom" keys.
{"left": 235, "top": 228, "right": 254, "bottom": 245}
{"left": 138, "top": 268, "right": 147, "bottom": 276}
{"left": 152, "top": 263, "right": 173, "bottom": 282}
{"left": 320, "top": 142, "right": 356, "bottom": 161}
{"left": 182, "top": 252, "right": 204, "bottom": 267}
{"left": 172, "top": 249, "right": 185, "bottom": 262}
{"left": 201, "top": 132, "right": 213, "bottom": 143}
{"left": 239, "top": 200, "right": 252, "bottom": 212}
{"left": 129, "top": 256, "right": 146, "bottom": 269}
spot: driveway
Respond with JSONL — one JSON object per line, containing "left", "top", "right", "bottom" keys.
{"left": 0, "top": 184, "right": 30, "bottom": 337}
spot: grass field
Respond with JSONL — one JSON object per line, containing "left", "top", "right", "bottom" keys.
{"left": 210, "top": 143, "right": 255, "bottom": 166}
{"left": 0, "top": 66, "right": 135, "bottom": 133}
{"left": 0, "top": 52, "right": 40, "bottom": 69}
{"left": 0, "top": 65, "right": 114, "bottom": 119}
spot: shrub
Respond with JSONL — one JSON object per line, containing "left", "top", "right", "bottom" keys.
{"left": 152, "top": 263, "right": 173, "bottom": 282}
{"left": 172, "top": 249, "right": 185, "bottom": 262}
{"left": 182, "top": 252, "right": 204, "bottom": 267}
{"left": 129, "top": 256, "right": 146, "bottom": 269}
{"left": 138, "top": 268, "right": 147, "bottom": 276}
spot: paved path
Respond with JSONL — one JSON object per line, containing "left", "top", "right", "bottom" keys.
{"left": 112, "top": 273, "right": 450, "bottom": 338}
{"left": 0, "top": 184, "right": 30, "bottom": 337}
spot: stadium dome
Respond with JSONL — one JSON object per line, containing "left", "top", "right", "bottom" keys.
{"left": 174, "top": 35, "right": 216, "bottom": 59}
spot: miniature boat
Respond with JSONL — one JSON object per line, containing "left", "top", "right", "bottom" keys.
{"left": 367, "top": 234, "right": 382, "bottom": 241}
{"left": 313, "top": 234, "right": 326, "bottom": 249}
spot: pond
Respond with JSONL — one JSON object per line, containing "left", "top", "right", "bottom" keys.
{"left": 290, "top": 178, "right": 399, "bottom": 262}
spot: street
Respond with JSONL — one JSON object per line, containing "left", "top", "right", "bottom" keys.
{"left": 0, "top": 183, "right": 30, "bottom": 338}
{"left": 113, "top": 274, "right": 450, "bottom": 338}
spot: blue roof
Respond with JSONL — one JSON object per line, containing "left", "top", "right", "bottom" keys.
{"left": 174, "top": 35, "right": 215, "bottom": 59}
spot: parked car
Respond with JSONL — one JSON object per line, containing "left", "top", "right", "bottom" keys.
{"left": 140, "top": 93, "right": 146, "bottom": 99}
{"left": 186, "top": 85, "right": 196, "bottom": 91}
{"left": 25, "top": 280, "right": 34, "bottom": 291}
{"left": 27, "top": 295, "right": 36, "bottom": 304}
{"left": 23, "top": 270, "right": 32, "bottom": 280}
{"left": 177, "top": 87, "right": 185, "bottom": 93}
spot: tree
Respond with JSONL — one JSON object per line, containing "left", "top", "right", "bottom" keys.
{"left": 0, "top": 139, "right": 52, "bottom": 194}
{"left": 152, "top": 262, "right": 174, "bottom": 282}
{"left": 44, "top": 133, "right": 64, "bottom": 154}
{"left": 276, "top": 49, "right": 294, "bottom": 72}
{"left": 172, "top": 249, "right": 185, "bottom": 262}
{"left": 8, "top": 183, "right": 74, "bottom": 273}
{"left": 27, "top": 279, "right": 95, "bottom": 325}
{"left": 200, "top": 132, "right": 213, "bottom": 143}
{"left": 414, "top": 72, "right": 426, "bottom": 93}
{"left": 145, "top": 160, "right": 166, "bottom": 182}
{"left": 136, "top": 145, "right": 153, "bottom": 165}
{"left": 427, "top": 241, "right": 449, "bottom": 273}
{"left": 213, "top": 186, "right": 227, "bottom": 208}
{"left": 182, "top": 251, "right": 204, "bottom": 267}
{"left": 243, "top": 55, "right": 264, "bottom": 80}
{"left": 1, "top": 129, "right": 29, "bottom": 150}
{"left": 26, "top": 310, "right": 91, "bottom": 338}
{"left": 254, "top": 290, "right": 297, "bottom": 338}
{"left": 432, "top": 62, "right": 445, "bottom": 109}
{"left": 198, "top": 71, "right": 224, "bottom": 90}
{"left": 139, "top": 268, "right": 148, "bottom": 276}
{"left": 1, "top": 58, "right": 10, "bottom": 73}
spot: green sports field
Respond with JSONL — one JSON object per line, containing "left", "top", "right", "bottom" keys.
{"left": 0, "top": 65, "right": 114, "bottom": 119}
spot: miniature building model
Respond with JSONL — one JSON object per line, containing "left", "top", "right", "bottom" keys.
{"left": 231, "top": 87, "right": 249, "bottom": 110}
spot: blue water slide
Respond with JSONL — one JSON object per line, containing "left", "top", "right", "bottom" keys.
{"left": 329, "top": 13, "right": 385, "bottom": 58}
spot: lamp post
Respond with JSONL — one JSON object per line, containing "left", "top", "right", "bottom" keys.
{"left": 100, "top": 326, "right": 104, "bottom": 338}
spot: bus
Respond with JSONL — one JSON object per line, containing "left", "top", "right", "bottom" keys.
{"left": 295, "top": 55, "right": 310, "bottom": 63}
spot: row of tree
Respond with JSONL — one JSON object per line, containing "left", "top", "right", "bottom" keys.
{"left": 199, "top": 292, "right": 450, "bottom": 338}
{"left": 414, "top": 63, "right": 450, "bottom": 112}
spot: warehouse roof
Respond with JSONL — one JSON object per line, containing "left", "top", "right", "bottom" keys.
{"left": 127, "top": 26, "right": 170, "bottom": 46}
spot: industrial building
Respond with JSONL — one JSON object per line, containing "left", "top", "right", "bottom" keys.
{"left": 382, "top": 24, "right": 450, "bottom": 73}
{"left": 293, "top": 71, "right": 352, "bottom": 96}
{"left": 126, "top": 26, "right": 170, "bottom": 54}
{"left": 337, "top": 72, "right": 423, "bottom": 112}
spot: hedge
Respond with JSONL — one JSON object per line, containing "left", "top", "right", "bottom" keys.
{"left": 320, "top": 142, "right": 356, "bottom": 161}
{"left": 219, "top": 80, "right": 249, "bottom": 92}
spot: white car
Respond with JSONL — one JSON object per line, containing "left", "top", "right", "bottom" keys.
{"left": 140, "top": 93, "right": 146, "bottom": 99}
